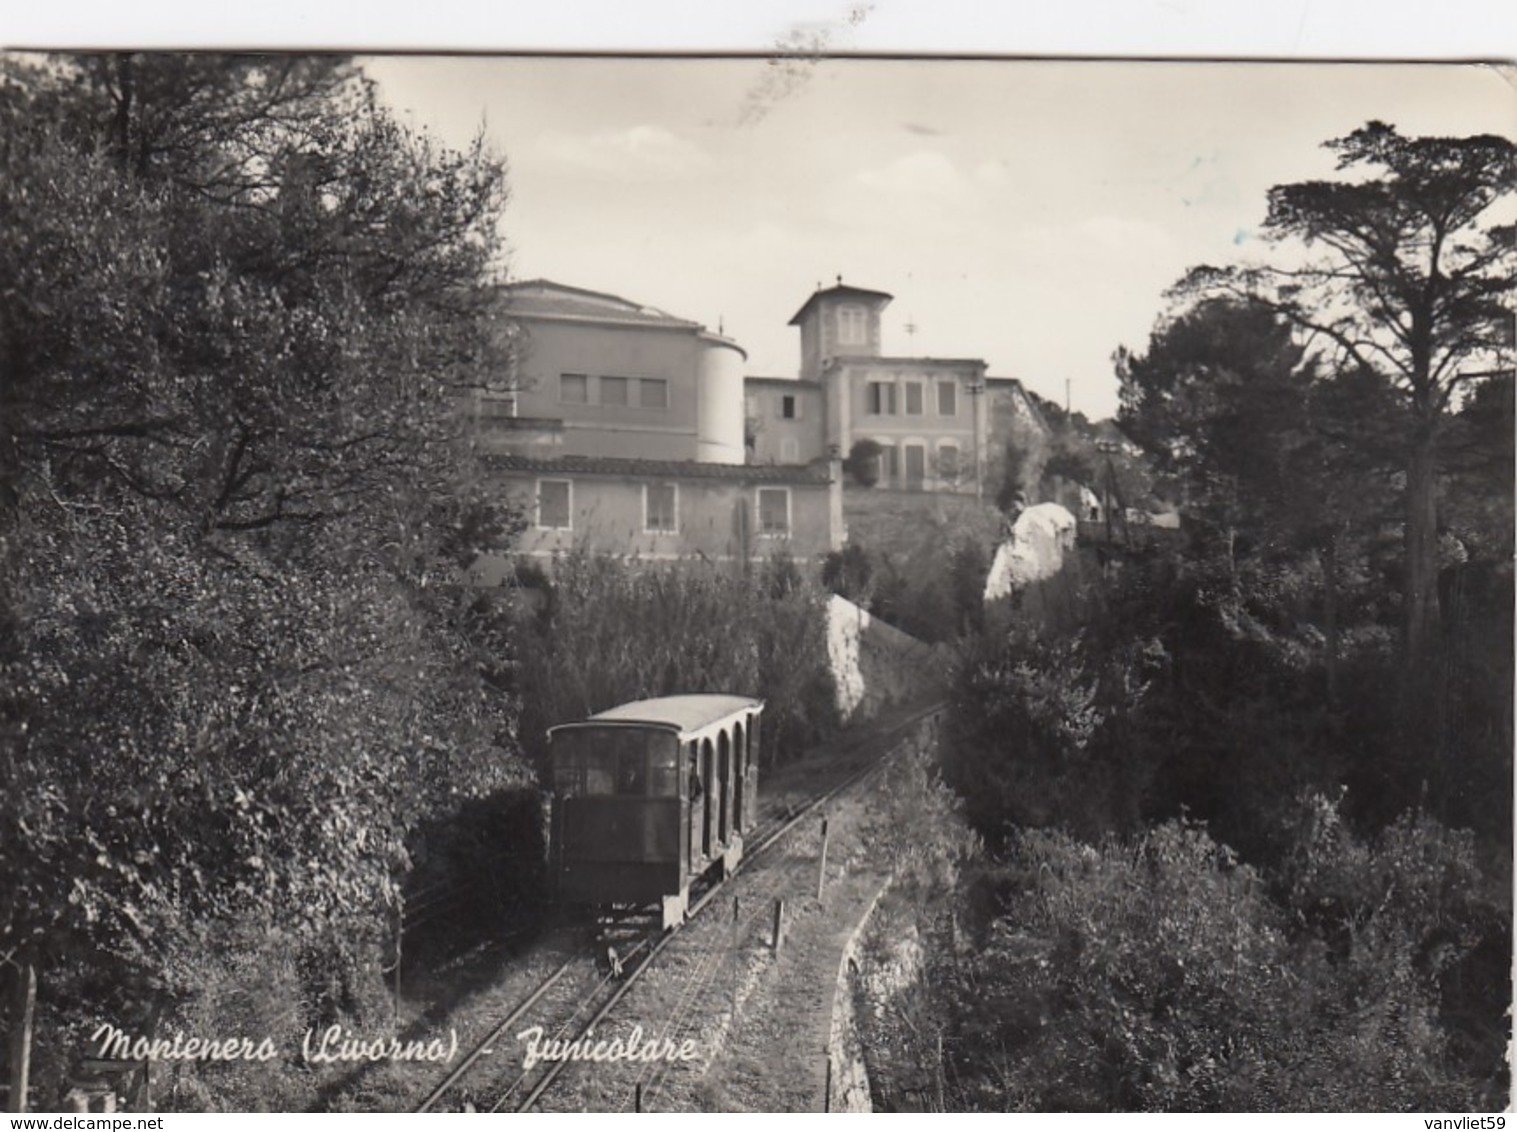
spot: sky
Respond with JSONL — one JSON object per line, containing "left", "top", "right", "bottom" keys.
{"left": 363, "top": 55, "right": 1514, "bottom": 418}
{"left": 7, "top": 3, "right": 1514, "bottom": 419}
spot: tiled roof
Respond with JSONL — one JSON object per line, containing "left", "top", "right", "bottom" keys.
{"left": 482, "top": 453, "right": 833, "bottom": 485}
{"left": 788, "top": 283, "right": 894, "bottom": 326}
{"left": 827, "top": 354, "right": 986, "bottom": 368}
{"left": 745, "top": 375, "right": 823, "bottom": 388}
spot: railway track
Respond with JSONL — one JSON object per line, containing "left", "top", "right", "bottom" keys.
{"left": 414, "top": 700, "right": 943, "bottom": 1113}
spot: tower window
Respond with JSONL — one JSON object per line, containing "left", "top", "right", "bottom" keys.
{"left": 838, "top": 306, "right": 866, "bottom": 346}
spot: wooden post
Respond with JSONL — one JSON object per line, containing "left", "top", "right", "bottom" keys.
{"left": 823, "top": 1054, "right": 832, "bottom": 1112}
{"left": 731, "top": 895, "right": 741, "bottom": 1018}
{"left": 634, "top": 1083, "right": 642, "bottom": 1112}
{"left": 7, "top": 958, "right": 36, "bottom": 1113}
{"left": 772, "top": 898, "right": 784, "bottom": 953}
{"left": 816, "top": 818, "right": 830, "bottom": 903}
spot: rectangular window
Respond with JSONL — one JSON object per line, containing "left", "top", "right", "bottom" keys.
{"left": 477, "top": 391, "right": 518, "bottom": 419}
{"left": 600, "top": 375, "right": 629, "bottom": 407}
{"left": 904, "top": 445, "right": 926, "bottom": 490}
{"left": 638, "top": 378, "right": 669, "bottom": 409}
{"left": 905, "top": 382, "right": 924, "bottom": 415}
{"left": 867, "top": 382, "right": 897, "bottom": 415}
{"left": 780, "top": 437, "right": 800, "bottom": 462}
{"left": 780, "top": 394, "right": 801, "bottom": 420}
{"left": 554, "top": 729, "right": 677, "bottom": 797}
{"left": 877, "top": 443, "right": 898, "bottom": 481}
{"left": 937, "top": 444, "right": 961, "bottom": 485}
{"left": 838, "top": 306, "right": 865, "bottom": 346}
{"left": 938, "top": 381, "right": 957, "bottom": 416}
{"left": 537, "top": 479, "right": 572, "bottom": 529}
{"left": 644, "top": 482, "right": 677, "bottom": 533}
{"left": 560, "top": 373, "right": 588, "bottom": 404}
{"left": 757, "top": 487, "right": 790, "bottom": 535}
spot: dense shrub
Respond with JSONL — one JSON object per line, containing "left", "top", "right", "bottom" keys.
{"left": 825, "top": 534, "right": 992, "bottom": 645}
{"left": 935, "top": 540, "right": 1510, "bottom": 1108}
{"left": 943, "top": 623, "right": 1165, "bottom": 844}
{"left": 937, "top": 803, "right": 1498, "bottom": 1111}
{"left": 510, "top": 551, "right": 840, "bottom": 768}
{"left": 861, "top": 725, "right": 980, "bottom": 894}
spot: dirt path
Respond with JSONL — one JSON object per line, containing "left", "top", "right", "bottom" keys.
{"left": 670, "top": 785, "right": 889, "bottom": 1111}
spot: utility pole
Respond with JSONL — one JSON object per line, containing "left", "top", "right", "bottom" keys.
{"left": 967, "top": 378, "right": 985, "bottom": 502}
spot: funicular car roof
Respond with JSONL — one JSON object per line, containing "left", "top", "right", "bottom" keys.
{"left": 549, "top": 694, "right": 763, "bottom": 739}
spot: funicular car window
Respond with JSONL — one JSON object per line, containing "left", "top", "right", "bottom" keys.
{"left": 648, "top": 741, "right": 679, "bottom": 797}
{"left": 554, "top": 728, "right": 679, "bottom": 796}
{"left": 553, "top": 752, "right": 584, "bottom": 797}
{"left": 617, "top": 747, "right": 647, "bottom": 795}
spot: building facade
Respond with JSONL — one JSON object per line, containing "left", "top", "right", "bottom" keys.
{"left": 743, "top": 281, "right": 1048, "bottom": 496}
{"left": 468, "top": 454, "right": 839, "bottom": 584}
{"left": 477, "top": 280, "right": 749, "bottom": 463}
{"left": 472, "top": 281, "right": 842, "bottom": 570}
{"left": 745, "top": 376, "right": 828, "bottom": 466}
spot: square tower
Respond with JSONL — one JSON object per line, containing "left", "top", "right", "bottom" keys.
{"left": 788, "top": 280, "right": 893, "bottom": 381}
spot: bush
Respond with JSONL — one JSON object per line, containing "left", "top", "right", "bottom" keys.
{"left": 861, "top": 725, "right": 979, "bottom": 894}
{"left": 937, "top": 803, "right": 1498, "bottom": 1111}
{"left": 844, "top": 439, "right": 883, "bottom": 487}
{"left": 510, "top": 551, "right": 840, "bottom": 767}
{"left": 944, "top": 625, "right": 1157, "bottom": 843}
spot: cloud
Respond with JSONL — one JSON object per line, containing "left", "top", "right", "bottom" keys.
{"left": 973, "top": 159, "right": 1009, "bottom": 188}
{"left": 537, "top": 125, "right": 710, "bottom": 179}
{"left": 856, "top": 150, "right": 968, "bottom": 202}
{"left": 1074, "top": 215, "right": 1176, "bottom": 258}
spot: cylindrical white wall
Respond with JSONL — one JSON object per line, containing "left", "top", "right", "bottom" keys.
{"left": 695, "top": 334, "right": 748, "bottom": 463}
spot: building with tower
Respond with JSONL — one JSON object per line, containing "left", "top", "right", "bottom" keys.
{"left": 467, "top": 280, "right": 843, "bottom": 578}
{"left": 745, "top": 280, "right": 1047, "bottom": 497}
{"left": 465, "top": 276, "right": 1049, "bottom": 580}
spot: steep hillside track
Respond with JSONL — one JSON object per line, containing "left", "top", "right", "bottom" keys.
{"left": 411, "top": 700, "right": 943, "bottom": 1114}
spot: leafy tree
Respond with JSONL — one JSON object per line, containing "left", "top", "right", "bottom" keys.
{"left": 0, "top": 53, "right": 520, "bottom": 1104}
{"left": 821, "top": 541, "right": 877, "bottom": 607}
{"left": 1179, "top": 121, "right": 1516, "bottom": 666}
{"left": 987, "top": 401, "right": 1048, "bottom": 514}
{"left": 932, "top": 447, "right": 966, "bottom": 489}
{"left": 1117, "top": 299, "right": 1311, "bottom": 499}
{"left": 844, "top": 438, "right": 882, "bottom": 487}
{"left": 1440, "top": 372, "right": 1515, "bottom": 559}
{"left": 1117, "top": 297, "right": 1405, "bottom": 695}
